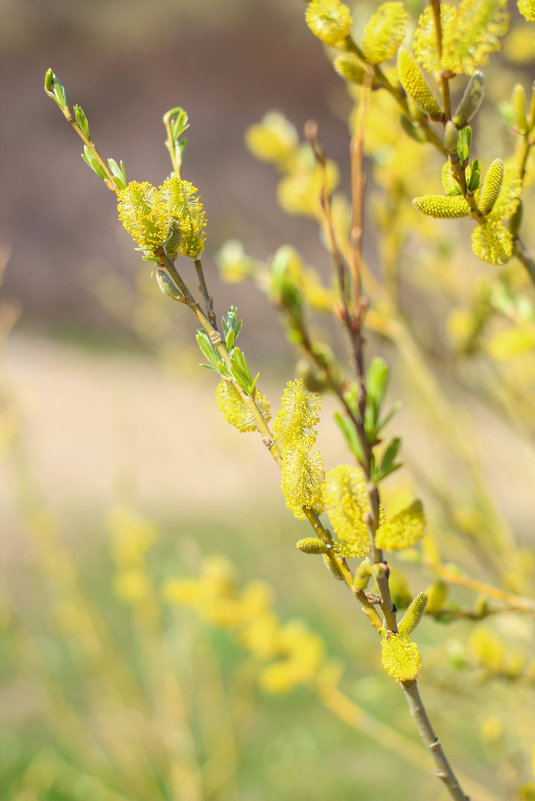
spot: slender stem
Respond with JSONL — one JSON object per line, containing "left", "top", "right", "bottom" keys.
{"left": 514, "top": 238, "right": 535, "bottom": 286}
{"left": 433, "top": 563, "right": 535, "bottom": 613}
{"left": 317, "top": 682, "right": 500, "bottom": 801}
{"left": 430, "top": 0, "right": 452, "bottom": 120}
{"left": 194, "top": 259, "right": 218, "bottom": 331}
{"left": 345, "top": 38, "right": 447, "bottom": 155}
{"left": 163, "top": 116, "right": 182, "bottom": 179}
{"left": 401, "top": 681, "right": 469, "bottom": 801}
{"left": 62, "top": 107, "right": 117, "bottom": 192}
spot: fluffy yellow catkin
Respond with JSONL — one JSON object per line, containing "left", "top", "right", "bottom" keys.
{"left": 280, "top": 443, "right": 325, "bottom": 520}
{"left": 305, "top": 0, "right": 353, "bottom": 48}
{"left": 375, "top": 500, "right": 425, "bottom": 551}
{"left": 397, "top": 47, "right": 443, "bottom": 119}
{"left": 323, "top": 465, "right": 370, "bottom": 558}
{"left": 117, "top": 181, "right": 168, "bottom": 253}
{"left": 361, "top": 1, "right": 409, "bottom": 64}
{"left": 412, "top": 195, "right": 471, "bottom": 218}
{"left": 381, "top": 633, "right": 421, "bottom": 681}
{"left": 160, "top": 177, "right": 207, "bottom": 259}
{"left": 479, "top": 159, "right": 504, "bottom": 214}
{"left": 216, "top": 379, "right": 271, "bottom": 432}
{"left": 471, "top": 221, "right": 513, "bottom": 265}
{"left": 517, "top": 0, "right": 535, "bottom": 23}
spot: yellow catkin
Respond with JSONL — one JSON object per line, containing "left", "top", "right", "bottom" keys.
{"left": 333, "top": 54, "right": 368, "bottom": 84}
{"left": 245, "top": 112, "right": 298, "bottom": 167}
{"left": 160, "top": 177, "right": 207, "bottom": 259}
{"left": 280, "top": 444, "right": 325, "bottom": 520}
{"left": 471, "top": 220, "right": 513, "bottom": 265}
{"left": 117, "top": 181, "right": 168, "bottom": 253}
{"left": 375, "top": 500, "right": 425, "bottom": 551}
{"left": 362, "top": 2, "right": 409, "bottom": 64}
{"left": 489, "top": 164, "right": 521, "bottom": 221}
{"left": 323, "top": 465, "right": 370, "bottom": 557}
{"left": 413, "top": 1, "right": 508, "bottom": 75}
{"left": 215, "top": 379, "right": 271, "bottom": 432}
{"left": 398, "top": 592, "right": 428, "bottom": 635}
{"left": 518, "top": 0, "right": 535, "bottom": 21}
{"left": 296, "top": 537, "right": 328, "bottom": 554}
{"left": 412, "top": 194, "right": 471, "bottom": 218}
{"left": 272, "top": 378, "right": 321, "bottom": 452}
{"left": 305, "top": 0, "right": 353, "bottom": 47}
{"left": 512, "top": 84, "right": 528, "bottom": 134}
{"left": 381, "top": 634, "right": 421, "bottom": 681}
{"left": 479, "top": 159, "right": 504, "bottom": 214}
{"left": 397, "top": 47, "right": 443, "bottom": 119}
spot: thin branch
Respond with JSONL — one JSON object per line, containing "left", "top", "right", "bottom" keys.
{"left": 401, "top": 681, "right": 469, "bottom": 801}
{"left": 194, "top": 259, "right": 218, "bottom": 331}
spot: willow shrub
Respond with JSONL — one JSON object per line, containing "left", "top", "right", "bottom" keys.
{"left": 44, "top": 1, "right": 535, "bottom": 798}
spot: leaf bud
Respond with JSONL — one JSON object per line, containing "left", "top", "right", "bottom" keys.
{"left": 398, "top": 591, "right": 428, "bottom": 635}
{"left": 400, "top": 115, "right": 427, "bottom": 143}
{"left": 352, "top": 558, "right": 371, "bottom": 591}
{"left": 156, "top": 269, "right": 184, "bottom": 301}
{"left": 452, "top": 71, "right": 485, "bottom": 128}
{"left": 444, "top": 121, "right": 459, "bottom": 153}
{"left": 512, "top": 83, "right": 528, "bottom": 134}
{"left": 425, "top": 580, "right": 447, "bottom": 614}
{"left": 322, "top": 553, "right": 345, "bottom": 580}
{"left": 296, "top": 537, "right": 328, "bottom": 554}
{"left": 479, "top": 159, "right": 504, "bottom": 215}
{"left": 334, "top": 55, "right": 368, "bottom": 85}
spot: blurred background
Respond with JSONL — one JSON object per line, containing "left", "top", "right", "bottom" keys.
{"left": 1, "top": 0, "right": 535, "bottom": 799}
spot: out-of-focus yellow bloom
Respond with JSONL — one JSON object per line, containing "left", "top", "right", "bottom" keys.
{"left": 517, "top": 0, "right": 535, "bottom": 22}
{"left": 108, "top": 507, "right": 157, "bottom": 565}
{"left": 471, "top": 220, "right": 513, "bottom": 265}
{"left": 114, "top": 568, "right": 152, "bottom": 603}
{"left": 362, "top": 2, "right": 409, "bottom": 65}
{"left": 245, "top": 112, "right": 298, "bottom": 170}
{"left": 375, "top": 500, "right": 425, "bottom": 551}
{"left": 305, "top": 0, "right": 353, "bottom": 48}
{"left": 412, "top": 0, "right": 508, "bottom": 75}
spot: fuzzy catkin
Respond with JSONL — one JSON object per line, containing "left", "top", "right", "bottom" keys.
{"left": 479, "top": 159, "right": 504, "bottom": 214}
{"left": 412, "top": 194, "right": 471, "bottom": 218}
{"left": 397, "top": 48, "right": 443, "bottom": 119}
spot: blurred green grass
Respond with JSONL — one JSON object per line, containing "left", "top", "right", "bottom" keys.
{"left": 2, "top": 485, "right": 527, "bottom": 801}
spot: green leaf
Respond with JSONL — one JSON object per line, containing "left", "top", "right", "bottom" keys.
{"left": 372, "top": 436, "right": 402, "bottom": 483}
{"left": 108, "top": 158, "right": 127, "bottom": 189}
{"left": 196, "top": 329, "right": 220, "bottom": 369}
{"left": 457, "top": 126, "right": 471, "bottom": 165}
{"left": 468, "top": 159, "right": 481, "bottom": 192}
{"left": 82, "top": 146, "right": 107, "bottom": 181}
{"left": 73, "top": 105, "right": 90, "bottom": 139}
{"left": 334, "top": 411, "right": 364, "bottom": 463}
{"left": 364, "top": 357, "right": 389, "bottom": 439}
